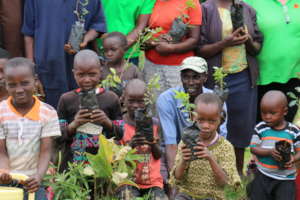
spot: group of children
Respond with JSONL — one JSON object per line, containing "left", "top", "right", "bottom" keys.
{"left": 0, "top": 31, "right": 299, "bottom": 200}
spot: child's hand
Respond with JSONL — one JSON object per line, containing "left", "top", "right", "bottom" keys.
{"left": 194, "top": 142, "right": 212, "bottom": 160}
{"left": 130, "top": 135, "right": 149, "bottom": 148}
{"left": 24, "top": 174, "right": 42, "bottom": 193}
{"left": 181, "top": 144, "right": 192, "bottom": 162}
{"left": 284, "top": 155, "right": 295, "bottom": 168}
{"left": 90, "top": 109, "right": 112, "bottom": 129}
{"left": 72, "top": 109, "right": 91, "bottom": 128}
{"left": 270, "top": 148, "right": 282, "bottom": 161}
{"left": 0, "top": 172, "right": 12, "bottom": 184}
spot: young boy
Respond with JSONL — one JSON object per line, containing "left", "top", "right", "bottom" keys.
{"left": 57, "top": 49, "right": 122, "bottom": 170}
{"left": 0, "top": 48, "right": 10, "bottom": 101}
{"left": 114, "top": 79, "right": 168, "bottom": 200}
{"left": 171, "top": 93, "right": 240, "bottom": 200}
{"left": 0, "top": 57, "right": 61, "bottom": 199}
{"left": 101, "top": 32, "right": 142, "bottom": 91}
{"left": 249, "top": 90, "right": 300, "bottom": 200}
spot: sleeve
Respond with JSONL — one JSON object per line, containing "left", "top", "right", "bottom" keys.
{"left": 169, "top": 141, "right": 185, "bottom": 185}
{"left": 218, "top": 141, "right": 241, "bottom": 186}
{"left": 292, "top": 126, "right": 300, "bottom": 152}
{"left": 110, "top": 93, "right": 122, "bottom": 120}
{"left": 250, "top": 125, "right": 261, "bottom": 148}
{"left": 140, "top": 0, "right": 156, "bottom": 15}
{"left": 56, "top": 95, "right": 71, "bottom": 142}
{"left": 157, "top": 94, "right": 178, "bottom": 145}
{"left": 41, "top": 110, "right": 61, "bottom": 138}
{"left": 21, "top": 0, "right": 35, "bottom": 36}
{"left": 0, "top": 122, "right": 5, "bottom": 140}
{"left": 247, "top": 4, "right": 263, "bottom": 44}
{"left": 87, "top": 0, "right": 107, "bottom": 33}
{"left": 187, "top": 0, "right": 202, "bottom": 25}
{"left": 219, "top": 102, "right": 228, "bottom": 138}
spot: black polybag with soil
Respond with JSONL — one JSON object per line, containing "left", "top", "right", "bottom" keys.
{"left": 275, "top": 140, "right": 292, "bottom": 169}
{"left": 230, "top": 0, "right": 244, "bottom": 31}
{"left": 182, "top": 124, "right": 201, "bottom": 161}
{"left": 134, "top": 107, "right": 154, "bottom": 143}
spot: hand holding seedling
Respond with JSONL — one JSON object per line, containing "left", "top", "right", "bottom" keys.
{"left": 68, "top": 109, "right": 91, "bottom": 135}
{"left": 155, "top": 42, "right": 174, "bottom": 55}
{"left": 194, "top": 142, "right": 212, "bottom": 160}
{"left": 284, "top": 155, "right": 294, "bottom": 168}
{"left": 270, "top": 148, "right": 282, "bottom": 162}
{"left": 24, "top": 174, "right": 42, "bottom": 193}
{"left": 181, "top": 144, "right": 193, "bottom": 162}
{"left": 223, "top": 27, "right": 248, "bottom": 47}
{"left": 130, "top": 135, "right": 150, "bottom": 148}
{"left": 0, "top": 172, "right": 12, "bottom": 184}
{"left": 90, "top": 109, "right": 112, "bottom": 130}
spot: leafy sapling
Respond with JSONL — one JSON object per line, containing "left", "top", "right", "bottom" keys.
{"left": 213, "top": 66, "right": 229, "bottom": 103}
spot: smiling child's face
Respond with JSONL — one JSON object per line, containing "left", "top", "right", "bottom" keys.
{"left": 73, "top": 63, "right": 101, "bottom": 91}
{"left": 5, "top": 65, "right": 35, "bottom": 106}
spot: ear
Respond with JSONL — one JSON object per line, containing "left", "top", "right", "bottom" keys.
{"left": 283, "top": 106, "right": 288, "bottom": 116}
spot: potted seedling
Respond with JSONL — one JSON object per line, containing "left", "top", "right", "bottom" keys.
{"left": 134, "top": 75, "right": 161, "bottom": 143}
{"left": 231, "top": 0, "right": 244, "bottom": 31}
{"left": 213, "top": 66, "right": 229, "bottom": 103}
{"left": 64, "top": 0, "right": 89, "bottom": 54}
{"left": 100, "top": 68, "right": 123, "bottom": 97}
{"left": 275, "top": 140, "right": 292, "bottom": 170}
{"left": 174, "top": 90, "right": 200, "bottom": 160}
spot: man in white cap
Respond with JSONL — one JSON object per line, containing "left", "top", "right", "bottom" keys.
{"left": 157, "top": 56, "right": 227, "bottom": 179}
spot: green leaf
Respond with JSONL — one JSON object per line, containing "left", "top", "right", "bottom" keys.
{"left": 289, "top": 100, "right": 297, "bottom": 107}
{"left": 295, "top": 87, "right": 300, "bottom": 93}
{"left": 287, "top": 92, "right": 296, "bottom": 99}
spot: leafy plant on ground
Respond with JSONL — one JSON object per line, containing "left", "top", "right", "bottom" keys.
{"left": 85, "top": 134, "right": 143, "bottom": 198}
{"left": 43, "top": 161, "right": 91, "bottom": 200}
{"left": 224, "top": 177, "right": 250, "bottom": 200}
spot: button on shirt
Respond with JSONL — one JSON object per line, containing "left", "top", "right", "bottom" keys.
{"left": 157, "top": 86, "right": 228, "bottom": 145}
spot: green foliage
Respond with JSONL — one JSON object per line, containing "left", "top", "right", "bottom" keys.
{"left": 144, "top": 74, "right": 161, "bottom": 106}
{"left": 224, "top": 178, "right": 250, "bottom": 200}
{"left": 287, "top": 73, "right": 300, "bottom": 108}
{"left": 100, "top": 68, "right": 121, "bottom": 89}
{"left": 174, "top": 90, "right": 196, "bottom": 121}
{"left": 43, "top": 162, "right": 91, "bottom": 200}
{"left": 213, "top": 66, "right": 228, "bottom": 91}
{"left": 85, "top": 135, "right": 143, "bottom": 198}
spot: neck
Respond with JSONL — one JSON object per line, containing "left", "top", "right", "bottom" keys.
{"left": 107, "top": 59, "right": 125, "bottom": 69}
{"left": 124, "top": 113, "right": 135, "bottom": 126}
{"left": 12, "top": 97, "right": 35, "bottom": 115}
{"left": 200, "top": 132, "right": 218, "bottom": 146}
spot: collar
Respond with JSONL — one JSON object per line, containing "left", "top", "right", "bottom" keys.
{"left": 7, "top": 96, "right": 41, "bottom": 121}
{"left": 75, "top": 87, "right": 105, "bottom": 94}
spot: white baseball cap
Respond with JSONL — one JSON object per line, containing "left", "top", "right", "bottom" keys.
{"left": 180, "top": 56, "right": 208, "bottom": 74}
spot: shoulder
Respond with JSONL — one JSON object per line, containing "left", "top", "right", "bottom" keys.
{"left": 218, "top": 137, "right": 234, "bottom": 150}
{"left": 59, "top": 90, "right": 78, "bottom": 103}
{"left": 286, "top": 122, "right": 300, "bottom": 135}
{"left": 99, "top": 90, "right": 119, "bottom": 103}
{"left": 241, "top": 1, "right": 257, "bottom": 15}
{"left": 254, "top": 121, "right": 270, "bottom": 133}
{"left": 157, "top": 87, "right": 179, "bottom": 108}
{"left": 39, "top": 101, "right": 59, "bottom": 121}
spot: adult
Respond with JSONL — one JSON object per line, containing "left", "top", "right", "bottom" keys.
{"left": 22, "top": 0, "right": 106, "bottom": 108}
{"left": 157, "top": 57, "right": 227, "bottom": 174}
{"left": 144, "top": 0, "right": 201, "bottom": 94}
{"left": 98, "top": 0, "right": 155, "bottom": 65}
{"left": 197, "top": 0, "right": 263, "bottom": 175}
{"left": 244, "top": 0, "right": 300, "bottom": 122}
{"left": 0, "top": 0, "right": 24, "bottom": 57}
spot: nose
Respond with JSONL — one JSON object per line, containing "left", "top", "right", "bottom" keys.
{"left": 106, "top": 50, "right": 113, "bottom": 57}
{"left": 15, "top": 85, "right": 25, "bottom": 93}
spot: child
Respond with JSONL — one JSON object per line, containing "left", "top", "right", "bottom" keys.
{"left": 0, "top": 57, "right": 61, "bottom": 199}
{"left": 101, "top": 32, "right": 142, "bottom": 96}
{"left": 114, "top": 79, "right": 168, "bottom": 200}
{"left": 57, "top": 49, "right": 122, "bottom": 171}
{"left": 249, "top": 90, "right": 300, "bottom": 200}
{"left": 0, "top": 48, "right": 10, "bottom": 101}
{"left": 170, "top": 93, "right": 240, "bottom": 200}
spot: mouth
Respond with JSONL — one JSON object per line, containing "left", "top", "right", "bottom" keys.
{"left": 186, "top": 88, "right": 198, "bottom": 94}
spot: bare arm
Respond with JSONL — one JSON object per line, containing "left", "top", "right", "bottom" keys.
{"left": 166, "top": 144, "right": 178, "bottom": 171}
{"left": 80, "top": 29, "right": 100, "bottom": 48}
{"left": 0, "top": 139, "right": 10, "bottom": 170}
{"left": 24, "top": 36, "right": 34, "bottom": 61}
{"left": 127, "top": 14, "right": 151, "bottom": 48}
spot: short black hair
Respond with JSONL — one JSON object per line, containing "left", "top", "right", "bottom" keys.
{"left": 103, "top": 32, "right": 128, "bottom": 48}
{"left": 195, "top": 93, "right": 223, "bottom": 113}
{"left": 0, "top": 48, "right": 10, "bottom": 59}
{"left": 4, "top": 57, "right": 35, "bottom": 76}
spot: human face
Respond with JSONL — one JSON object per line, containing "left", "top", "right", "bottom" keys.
{"left": 124, "top": 91, "right": 146, "bottom": 119}
{"left": 73, "top": 64, "right": 101, "bottom": 91}
{"left": 195, "top": 102, "right": 221, "bottom": 141}
{"left": 181, "top": 70, "right": 207, "bottom": 98}
{"left": 5, "top": 66, "right": 35, "bottom": 106}
{"left": 103, "top": 37, "right": 125, "bottom": 65}
{"left": 261, "top": 100, "right": 287, "bottom": 130}
{"left": 0, "top": 59, "right": 7, "bottom": 89}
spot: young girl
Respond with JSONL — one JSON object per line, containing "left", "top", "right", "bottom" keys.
{"left": 171, "top": 93, "right": 240, "bottom": 200}
{"left": 101, "top": 32, "right": 142, "bottom": 94}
